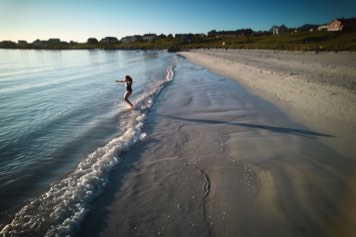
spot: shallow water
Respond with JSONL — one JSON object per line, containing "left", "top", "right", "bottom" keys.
{"left": 0, "top": 49, "right": 176, "bottom": 236}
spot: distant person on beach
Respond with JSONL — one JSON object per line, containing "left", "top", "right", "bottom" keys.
{"left": 315, "top": 46, "right": 320, "bottom": 55}
{"left": 115, "top": 75, "right": 133, "bottom": 109}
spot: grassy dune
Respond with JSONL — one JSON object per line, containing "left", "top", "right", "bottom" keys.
{"left": 183, "top": 31, "right": 356, "bottom": 51}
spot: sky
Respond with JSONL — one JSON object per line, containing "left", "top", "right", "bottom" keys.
{"left": 1, "top": 0, "right": 355, "bottom": 42}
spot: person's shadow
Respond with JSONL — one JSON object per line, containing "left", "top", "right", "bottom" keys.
{"left": 159, "top": 114, "right": 333, "bottom": 138}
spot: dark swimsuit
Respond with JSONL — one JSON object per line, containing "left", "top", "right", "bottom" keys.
{"left": 125, "top": 82, "right": 132, "bottom": 91}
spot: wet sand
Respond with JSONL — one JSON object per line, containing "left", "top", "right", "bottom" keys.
{"left": 179, "top": 49, "right": 356, "bottom": 159}
{"left": 76, "top": 53, "right": 356, "bottom": 237}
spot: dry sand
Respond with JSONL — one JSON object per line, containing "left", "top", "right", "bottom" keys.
{"left": 76, "top": 53, "right": 356, "bottom": 237}
{"left": 179, "top": 49, "right": 356, "bottom": 159}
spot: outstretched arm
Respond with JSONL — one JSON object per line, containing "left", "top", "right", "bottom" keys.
{"left": 115, "top": 80, "right": 125, "bottom": 83}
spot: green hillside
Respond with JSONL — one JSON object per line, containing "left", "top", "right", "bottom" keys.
{"left": 1, "top": 31, "right": 355, "bottom": 51}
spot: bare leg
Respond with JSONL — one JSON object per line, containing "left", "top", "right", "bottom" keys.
{"left": 123, "top": 90, "right": 133, "bottom": 108}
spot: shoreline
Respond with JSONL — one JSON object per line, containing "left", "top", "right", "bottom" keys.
{"left": 76, "top": 54, "right": 356, "bottom": 237}
{"left": 178, "top": 49, "right": 356, "bottom": 159}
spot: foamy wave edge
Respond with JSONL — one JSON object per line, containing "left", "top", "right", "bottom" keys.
{"left": 0, "top": 65, "right": 176, "bottom": 237}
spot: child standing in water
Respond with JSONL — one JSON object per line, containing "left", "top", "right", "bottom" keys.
{"left": 115, "top": 75, "right": 133, "bottom": 109}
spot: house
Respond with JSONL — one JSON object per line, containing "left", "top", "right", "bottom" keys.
{"left": 271, "top": 25, "right": 289, "bottom": 35}
{"left": 297, "top": 24, "right": 319, "bottom": 32}
{"left": 207, "top": 30, "right": 218, "bottom": 37}
{"left": 121, "top": 36, "right": 140, "bottom": 43}
{"left": 175, "top": 33, "right": 195, "bottom": 43}
{"left": 142, "top": 33, "right": 158, "bottom": 41}
{"left": 216, "top": 31, "right": 238, "bottom": 38}
{"left": 271, "top": 26, "right": 278, "bottom": 34}
{"left": 32, "top": 39, "right": 43, "bottom": 47}
{"left": 327, "top": 18, "right": 356, "bottom": 31}
{"left": 48, "top": 38, "right": 61, "bottom": 44}
{"left": 100, "top": 37, "right": 119, "bottom": 44}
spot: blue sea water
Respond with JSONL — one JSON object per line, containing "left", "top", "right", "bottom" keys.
{"left": 0, "top": 49, "right": 176, "bottom": 236}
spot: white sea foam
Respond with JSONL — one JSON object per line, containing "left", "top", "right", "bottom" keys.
{"left": 166, "top": 65, "right": 175, "bottom": 81}
{"left": 0, "top": 64, "right": 176, "bottom": 237}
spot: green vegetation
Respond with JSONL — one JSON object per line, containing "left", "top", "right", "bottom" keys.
{"left": 182, "top": 31, "right": 356, "bottom": 52}
{"left": 1, "top": 31, "right": 356, "bottom": 52}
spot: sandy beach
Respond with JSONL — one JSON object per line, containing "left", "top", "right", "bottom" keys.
{"left": 76, "top": 51, "right": 356, "bottom": 237}
{"left": 179, "top": 49, "right": 356, "bottom": 159}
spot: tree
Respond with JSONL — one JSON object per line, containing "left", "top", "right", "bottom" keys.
{"left": 158, "top": 34, "right": 167, "bottom": 39}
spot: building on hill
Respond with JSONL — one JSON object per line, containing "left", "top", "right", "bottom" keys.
{"left": 48, "top": 38, "right": 61, "bottom": 44}
{"left": 207, "top": 30, "right": 217, "bottom": 37}
{"left": 327, "top": 18, "right": 356, "bottom": 31}
{"left": 216, "top": 31, "right": 237, "bottom": 38}
{"left": 175, "top": 33, "right": 195, "bottom": 43}
{"left": 100, "top": 37, "right": 119, "bottom": 44}
{"left": 298, "top": 24, "right": 319, "bottom": 32}
{"left": 271, "top": 25, "right": 288, "bottom": 35}
{"left": 121, "top": 36, "right": 140, "bottom": 43}
{"left": 142, "top": 33, "right": 158, "bottom": 41}
{"left": 32, "top": 39, "right": 43, "bottom": 47}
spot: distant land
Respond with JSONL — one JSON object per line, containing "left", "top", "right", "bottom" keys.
{"left": 1, "top": 18, "right": 356, "bottom": 51}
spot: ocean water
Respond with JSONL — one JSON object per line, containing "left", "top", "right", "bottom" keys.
{"left": 0, "top": 49, "right": 176, "bottom": 236}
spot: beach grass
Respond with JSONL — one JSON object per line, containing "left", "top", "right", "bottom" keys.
{"left": 182, "top": 31, "right": 356, "bottom": 51}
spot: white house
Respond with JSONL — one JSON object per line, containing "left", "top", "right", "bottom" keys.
{"left": 271, "top": 25, "right": 288, "bottom": 35}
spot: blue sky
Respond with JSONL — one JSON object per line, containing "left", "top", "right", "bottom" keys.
{"left": 1, "top": 0, "right": 355, "bottom": 42}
